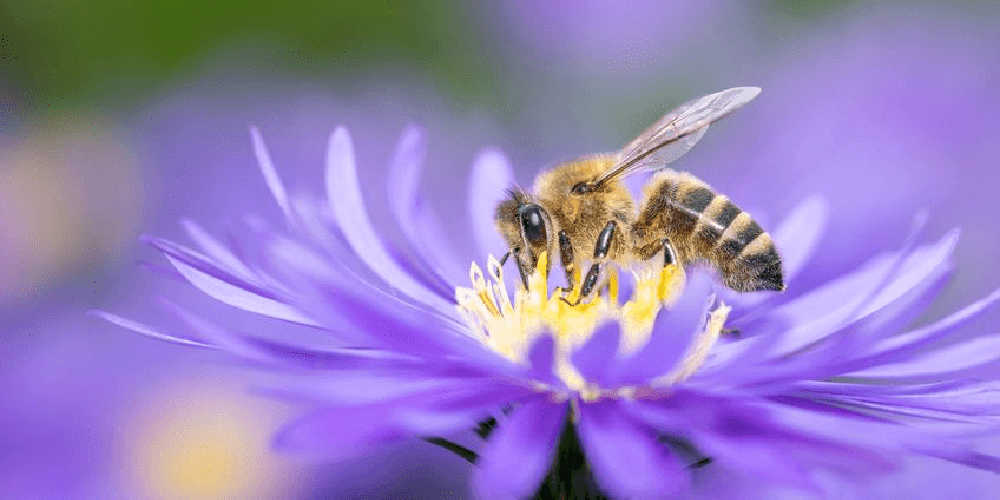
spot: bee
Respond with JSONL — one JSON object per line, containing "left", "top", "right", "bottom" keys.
{"left": 495, "top": 87, "right": 784, "bottom": 304}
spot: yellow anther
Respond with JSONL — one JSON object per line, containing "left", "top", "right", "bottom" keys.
{"left": 656, "top": 304, "right": 730, "bottom": 385}
{"left": 532, "top": 251, "right": 550, "bottom": 301}
{"left": 456, "top": 252, "right": 725, "bottom": 396}
{"left": 607, "top": 267, "right": 619, "bottom": 306}
{"left": 479, "top": 291, "right": 501, "bottom": 317}
{"left": 657, "top": 264, "right": 685, "bottom": 304}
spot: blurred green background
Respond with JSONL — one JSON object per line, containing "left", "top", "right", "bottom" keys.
{"left": 3, "top": 0, "right": 947, "bottom": 121}
{"left": 1, "top": 1, "right": 497, "bottom": 112}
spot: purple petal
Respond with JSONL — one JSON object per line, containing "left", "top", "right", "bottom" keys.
{"left": 840, "top": 258, "right": 951, "bottom": 346}
{"left": 260, "top": 376, "right": 490, "bottom": 407}
{"left": 160, "top": 301, "right": 427, "bottom": 373}
{"left": 859, "top": 287, "right": 1000, "bottom": 366}
{"left": 164, "top": 251, "right": 317, "bottom": 325}
{"left": 91, "top": 311, "right": 211, "bottom": 348}
{"left": 772, "top": 195, "right": 829, "bottom": 285}
{"left": 263, "top": 217, "right": 403, "bottom": 312}
{"left": 571, "top": 322, "right": 620, "bottom": 387}
{"left": 858, "top": 229, "right": 957, "bottom": 317}
{"left": 147, "top": 235, "right": 324, "bottom": 328}
{"left": 325, "top": 127, "right": 450, "bottom": 310}
{"left": 759, "top": 230, "right": 958, "bottom": 357}
{"left": 468, "top": 149, "right": 515, "bottom": 258}
{"left": 274, "top": 405, "right": 403, "bottom": 459}
{"left": 250, "top": 126, "right": 294, "bottom": 222}
{"left": 147, "top": 236, "right": 279, "bottom": 300}
{"left": 682, "top": 397, "right": 895, "bottom": 479}
{"left": 766, "top": 396, "right": 935, "bottom": 450}
{"left": 181, "top": 219, "right": 255, "bottom": 280}
{"left": 917, "top": 447, "right": 1000, "bottom": 474}
{"left": 765, "top": 396, "right": 1000, "bottom": 470}
{"left": 411, "top": 201, "right": 469, "bottom": 283}
{"left": 472, "top": 398, "right": 566, "bottom": 499}
{"left": 723, "top": 196, "right": 831, "bottom": 314}
{"left": 685, "top": 429, "right": 820, "bottom": 491}
{"left": 386, "top": 126, "right": 426, "bottom": 235}
{"left": 846, "top": 335, "right": 1000, "bottom": 379}
{"left": 264, "top": 239, "right": 528, "bottom": 375}
{"left": 525, "top": 334, "right": 559, "bottom": 386}
{"left": 632, "top": 391, "right": 896, "bottom": 481}
{"left": 711, "top": 231, "right": 962, "bottom": 387}
{"left": 384, "top": 126, "right": 458, "bottom": 296}
{"left": 577, "top": 401, "right": 688, "bottom": 498}
{"left": 274, "top": 382, "right": 534, "bottom": 458}
{"left": 612, "top": 272, "right": 714, "bottom": 384}
{"left": 743, "top": 255, "right": 954, "bottom": 384}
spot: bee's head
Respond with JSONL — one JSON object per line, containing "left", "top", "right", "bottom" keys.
{"left": 494, "top": 190, "right": 553, "bottom": 273}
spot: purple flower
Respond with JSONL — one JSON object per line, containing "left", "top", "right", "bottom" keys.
{"left": 104, "top": 126, "right": 1000, "bottom": 498}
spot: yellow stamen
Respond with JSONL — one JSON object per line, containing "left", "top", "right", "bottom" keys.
{"left": 455, "top": 251, "right": 728, "bottom": 397}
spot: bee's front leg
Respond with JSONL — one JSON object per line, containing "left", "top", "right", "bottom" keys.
{"left": 554, "top": 231, "right": 576, "bottom": 297}
{"left": 562, "top": 221, "right": 616, "bottom": 306}
{"left": 509, "top": 247, "right": 531, "bottom": 290}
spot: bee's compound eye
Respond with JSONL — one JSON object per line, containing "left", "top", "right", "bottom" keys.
{"left": 571, "top": 182, "right": 590, "bottom": 194}
{"left": 517, "top": 204, "right": 548, "bottom": 246}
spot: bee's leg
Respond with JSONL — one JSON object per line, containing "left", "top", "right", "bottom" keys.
{"left": 657, "top": 237, "right": 690, "bottom": 305}
{"left": 554, "top": 231, "right": 576, "bottom": 296}
{"left": 562, "top": 221, "right": 616, "bottom": 306}
{"left": 512, "top": 247, "right": 531, "bottom": 290}
{"left": 662, "top": 238, "right": 678, "bottom": 267}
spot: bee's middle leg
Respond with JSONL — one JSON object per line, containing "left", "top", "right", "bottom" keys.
{"left": 562, "top": 221, "right": 616, "bottom": 306}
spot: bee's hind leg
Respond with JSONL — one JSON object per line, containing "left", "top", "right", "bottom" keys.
{"left": 658, "top": 237, "right": 688, "bottom": 305}
{"left": 561, "top": 221, "right": 616, "bottom": 306}
{"left": 662, "top": 237, "right": 678, "bottom": 268}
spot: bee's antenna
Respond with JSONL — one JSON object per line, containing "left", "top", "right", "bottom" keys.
{"left": 506, "top": 187, "right": 528, "bottom": 203}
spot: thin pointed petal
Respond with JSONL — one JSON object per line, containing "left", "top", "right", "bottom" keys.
{"left": 468, "top": 149, "right": 515, "bottom": 258}
{"left": 181, "top": 219, "right": 255, "bottom": 279}
{"left": 92, "top": 311, "right": 212, "bottom": 348}
{"left": 325, "top": 127, "right": 448, "bottom": 310}
{"left": 165, "top": 253, "right": 317, "bottom": 325}
{"left": 250, "top": 126, "right": 293, "bottom": 222}
{"left": 772, "top": 195, "right": 829, "bottom": 284}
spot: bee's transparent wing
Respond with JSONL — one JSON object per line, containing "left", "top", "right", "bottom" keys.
{"left": 594, "top": 87, "right": 760, "bottom": 186}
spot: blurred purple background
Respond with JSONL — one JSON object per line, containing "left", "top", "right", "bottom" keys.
{"left": 2, "top": 1, "right": 999, "bottom": 497}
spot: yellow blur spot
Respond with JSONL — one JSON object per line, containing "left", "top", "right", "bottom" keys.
{"left": 0, "top": 119, "right": 141, "bottom": 302}
{"left": 122, "top": 381, "right": 298, "bottom": 500}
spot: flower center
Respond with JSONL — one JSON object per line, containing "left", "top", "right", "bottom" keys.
{"left": 455, "top": 252, "right": 729, "bottom": 396}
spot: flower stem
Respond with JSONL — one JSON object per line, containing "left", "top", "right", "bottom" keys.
{"left": 532, "top": 418, "right": 607, "bottom": 499}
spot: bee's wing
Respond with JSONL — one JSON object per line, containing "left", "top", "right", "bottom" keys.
{"left": 594, "top": 87, "right": 760, "bottom": 186}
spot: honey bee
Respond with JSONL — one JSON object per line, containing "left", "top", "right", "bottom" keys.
{"left": 495, "top": 87, "right": 784, "bottom": 304}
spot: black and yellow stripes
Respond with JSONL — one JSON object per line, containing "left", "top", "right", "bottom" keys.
{"left": 635, "top": 171, "right": 784, "bottom": 292}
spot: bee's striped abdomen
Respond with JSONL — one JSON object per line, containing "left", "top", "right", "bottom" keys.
{"left": 715, "top": 211, "right": 783, "bottom": 292}
{"left": 636, "top": 171, "right": 784, "bottom": 293}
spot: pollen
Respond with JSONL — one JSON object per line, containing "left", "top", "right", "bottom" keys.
{"left": 455, "top": 252, "right": 729, "bottom": 395}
